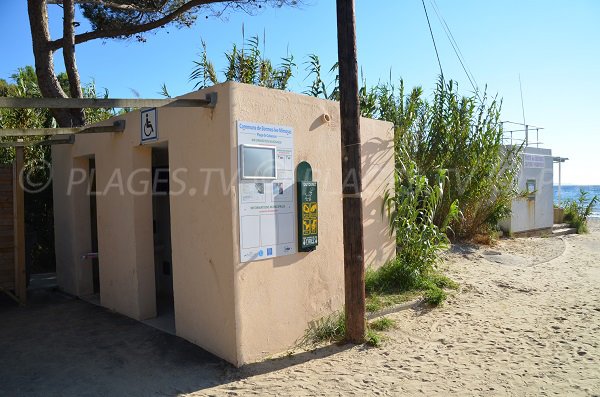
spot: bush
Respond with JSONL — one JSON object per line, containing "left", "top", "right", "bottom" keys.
{"left": 378, "top": 148, "right": 458, "bottom": 284}
{"left": 364, "top": 77, "right": 522, "bottom": 240}
{"left": 423, "top": 286, "right": 447, "bottom": 306}
{"left": 563, "top": 189, "right": 599, "bottom": 234}
{"left": 369, "top": 317, "right": 396, "bottom": 332}
{"left": 365, "top": 329, "right": 383, "bottom": 347}
{"left": 300, "top": 311, "right": 346, "bottom": 345}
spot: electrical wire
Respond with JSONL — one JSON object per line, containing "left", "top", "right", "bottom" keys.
{"left": 429, "top": 0, "right": 479, "bottom": 96}
{"left": 421, "top": 0, "right": 444, "bottom": 79}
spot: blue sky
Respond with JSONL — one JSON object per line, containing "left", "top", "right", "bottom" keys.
{"left": 1, "top": 1, "right": 598, "bottom": 184}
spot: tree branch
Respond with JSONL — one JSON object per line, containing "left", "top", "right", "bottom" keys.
{"left": 47, "top": 0, "right": 161, "bottom": 12}
{"left": 27, "top": 0, "right": 75, "bottom": 127}
{"left": 62, "top": 0, "right": 85, "bottom": 124}
{"left": 47, "top": 0, "right": 225, "bottom": 51}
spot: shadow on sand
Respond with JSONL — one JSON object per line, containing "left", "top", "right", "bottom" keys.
{"left": 0, "top": 287, "right": 352, "bottom": 396}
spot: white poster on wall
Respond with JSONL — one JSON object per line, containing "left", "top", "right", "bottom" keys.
{"left": 237, "top": 121, "right": 296, "bottom": 262}
{"left": 523, "top": 153, "right": 545, "bottom": 169}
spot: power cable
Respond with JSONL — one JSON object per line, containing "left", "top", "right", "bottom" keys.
{"left": 421, "top": 0, "right": 444, "bottom": 79}
{"left": 429, "top": 0, "right": 479, "bottom": 95}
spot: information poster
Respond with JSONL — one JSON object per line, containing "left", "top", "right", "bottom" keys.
{"left": 523, "top": 153, "right": 545, "bottom": 169}
{"left": 237, "top": 121, "right": 296, "bottom": 262}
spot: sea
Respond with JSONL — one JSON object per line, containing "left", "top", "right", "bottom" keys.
{"left": 553, "top": 185, "right": 600, "bottom": 218}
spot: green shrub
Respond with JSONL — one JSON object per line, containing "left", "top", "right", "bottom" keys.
{"left": 428, "top": 272, "right": 459, "bottom": 290}
{"left": 190, "top": 35, "right": 295, "bottom": 90}
{"left": 365, "top": 329, "right": 383, "bottom": 347}
{"left": 381, "top": 150, "right": 459, "bottom": 283}
{"left": 300, "top": 311, "right": 346, "bottom": 345}
{"left": 366, "top": 257, "right": 456, "bottom": 307}
{"left": 365, "top": 291, "right": 421, "bottom": 313}
{"left": 423, "top": 286, "right": 447, "bottom": 306}
{"left": 563, "top": 189, "right": 599, "bottom": 234}
{"left": 301, "top": 312, "right": 391, "bottom": 347}
{"left": 369, "top": 317, "right": 396, "bottom": 332}
{"left": 384, "top": 78, "right": 521, "bottom": 240}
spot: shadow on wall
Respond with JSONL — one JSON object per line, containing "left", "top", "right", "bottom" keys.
{"left": 362, "top": 135, "right": 396, "bottom": 268}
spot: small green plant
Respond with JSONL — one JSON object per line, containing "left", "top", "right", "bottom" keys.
{"left": 423, "top": 285, "right": 447, "bottom": 306}
{"left": 301, "top": 313, "right": 397, "bottom": 347}
{"left": 428, "top": 272, "right": 459, "bottom": 290}
{"left": 369, "top": 317, "right": 396, "bottom": 332}
{"left": 365, "top": 329, "right": 383, "bottom": 347}
{"left": 366, "top": 258, "right": 457, "bottom": 307}
{"left": 563, "top": 189, "right": 599, "bottom": 234}
{"left": 365, "top": 291, "right": 421, "bottom": 313}
{"left": 300, "top": 311, "right": 345, "bottom": 345}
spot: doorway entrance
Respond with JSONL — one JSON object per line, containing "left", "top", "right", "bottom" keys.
{"left": 89, "top": 158, "right": 100, "bottom": 295}
{"left": 147, "top": 146, "right": 175, "bottom": 334}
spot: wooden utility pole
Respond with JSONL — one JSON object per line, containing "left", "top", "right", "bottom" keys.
{"left": 336, "top": 0, "right": 365, "bottom": 343}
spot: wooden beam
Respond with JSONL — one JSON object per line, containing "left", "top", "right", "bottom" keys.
{"left": 0, "top": 286, "right": 21, "bottom": 304}
{"left": 13, "top": 147, "right": 26, "bottom": 305}
{"left": 0, "top": 120, "right": 125, "bottom": 137}
{"left": 0, "top": 93, "right": 217, "bottom": 109}
{"left": 336, "top": 0, "right": 366, "bottom": 343}
{"left": 0, "top": 136, "right": 74, "bottom": 148}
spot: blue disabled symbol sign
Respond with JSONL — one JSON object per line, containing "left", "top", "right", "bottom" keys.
{"left": 140, "top": 108, "right": 158, "bottom": 143}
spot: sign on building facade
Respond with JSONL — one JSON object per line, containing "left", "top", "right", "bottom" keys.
{"left": 237, "top": 121, "right": 296, "bottom": 262}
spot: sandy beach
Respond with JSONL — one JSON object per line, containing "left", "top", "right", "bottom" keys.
{"left": 194, "top": 219, "right": 600, "bottom": 396}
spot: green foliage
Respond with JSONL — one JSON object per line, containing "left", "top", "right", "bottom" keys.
{"left": 362, "top": 150, "right": 459, "bottom": 307}
{"left": 304, "top": 54, "right": 339, "bottom": 100}
{"left": 300, "top": 311, "right": 346, "bottom": 345}
{"left": 365, "top": 257, "right": 455, "bottom": 307}
{"left": 304, "top": 69, "right": 521, "bottom": 240}
{"left": 0, "top": 67, "right": 50, "bottom": 167}
{"left": 158, "top": 83, "right": 172, "bottom": 98}
{"left": 301, "top": 311, "right": 394, "bottom": 347}
{"left": 365, "top": 329, "right": 383, "bottom": 347}
{"left": 80, "top": 1, "right": 300, "bottom": 43}
{"left": 0, "top": 67, "right": 113, "bottom": 167}
{"left": 0, "top": 66, "right": 114, "bottom": 273}
{"left": 378, "top": 77, "right": 521, "bottom": 240}
{"left": 427, "top": 272, "right": 459, "bottom": 290}
{"left": 563, "top": 189, "right": 599, "bottom": 234}
{"left": 190, "top": 35, "right": 295, "bottom": 90}
{"left": 423, "top": 286, "right": 447, "bottom": 306}
{"left": 365, "top": 291, "right": 420, "bottom": 312}
{"left": 369, "top": 317, "right": 396, "bottom": 332}
{"left": 381, "top": 151, "right": 459, "bottom": 281}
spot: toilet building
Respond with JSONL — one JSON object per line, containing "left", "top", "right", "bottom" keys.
{"left": 500, "top": 146, "right": 554, "bottom": 235}
{"left": 52, "top": 82, "right": 395, "bottom": 366}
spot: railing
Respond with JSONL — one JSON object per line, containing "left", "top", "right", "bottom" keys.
{"left": 501, "top": 121, "right": 544, "bottom": 148}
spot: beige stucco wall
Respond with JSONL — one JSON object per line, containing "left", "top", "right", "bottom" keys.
{"left": 228, "top": 83, "right": 394, "bottom": 364}
{"left": 53, "top": 84, "right": 239, "bottom": 363}
{"left": 360, "top": 117, "right": 395, "bottom": 268}
{"left": 52, "top": 82, "right": 394, "bottom": 367}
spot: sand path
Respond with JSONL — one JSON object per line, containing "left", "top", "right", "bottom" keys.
{"left": 195, "top": 222, "right": 600, "bottom": 396}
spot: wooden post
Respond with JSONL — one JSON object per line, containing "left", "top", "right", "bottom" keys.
{"left": 336, "top": 0, "right": 365, "bottom": 343}
{"left": 13, "top": 146, "right": 26, "bottom": 305}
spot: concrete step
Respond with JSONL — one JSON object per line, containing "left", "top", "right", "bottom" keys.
{"left": 552, "top": 223, "right": 570, "bottom": 231}
{"left": 552, "top": 227, "right": 577, "bottom": 236}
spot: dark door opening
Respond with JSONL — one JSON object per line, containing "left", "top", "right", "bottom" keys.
{"left": 150, "top": 146, "right": 175, "bottom": 333}
{"left": 89, "top": 158, "right": 100, "bottom": 295}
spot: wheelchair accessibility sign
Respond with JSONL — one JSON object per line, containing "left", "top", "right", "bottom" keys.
{"left": 140, "top": 108, "right": 158, "bottom": 143}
